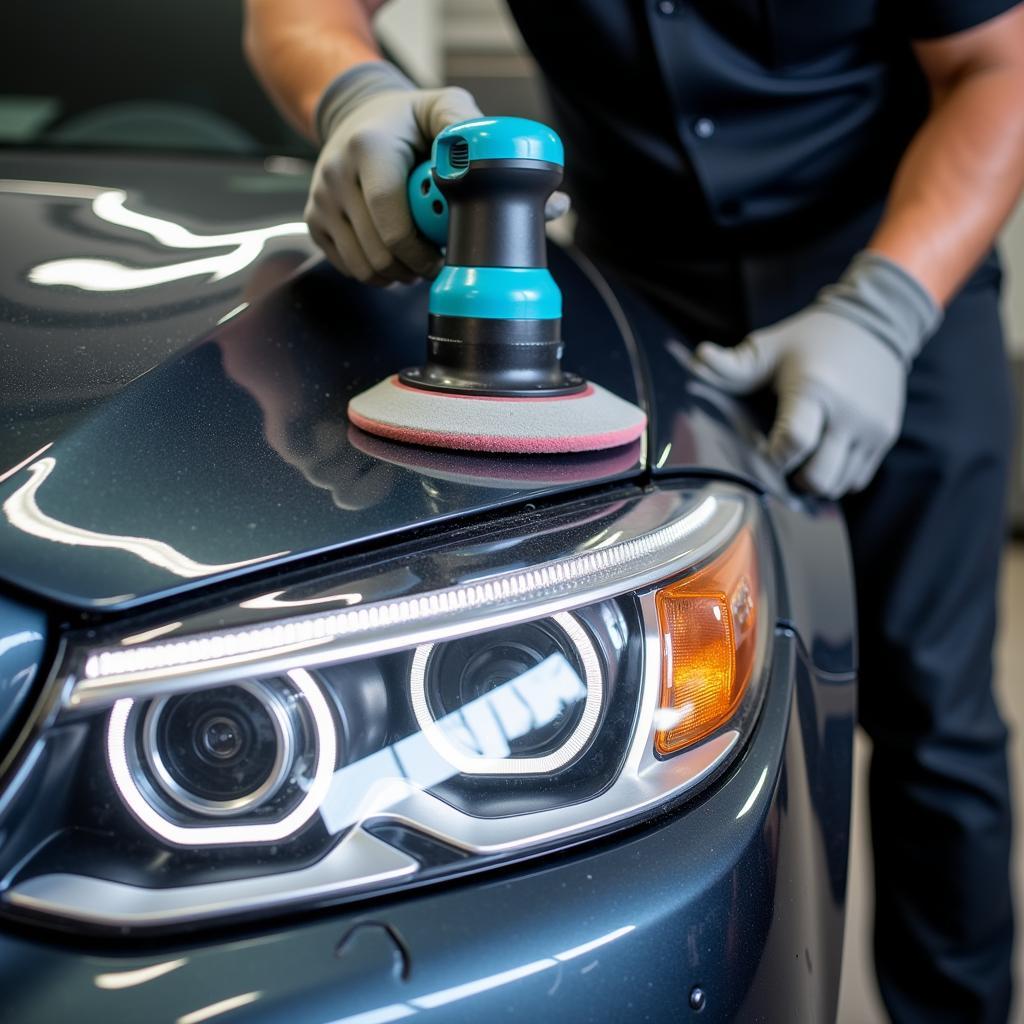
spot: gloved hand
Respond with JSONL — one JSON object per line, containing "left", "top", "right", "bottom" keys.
{"left": 695, "top": 251, "right": 941, "bottom": 499}
{"left": 308, "top": 62, "right": 569, "bottom": 285}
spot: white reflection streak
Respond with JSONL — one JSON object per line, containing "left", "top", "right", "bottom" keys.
{"left": 735, "top": 765, "right": 769, "bottom": 819}
{"left": 411, "top": 959, "right": 557, "bottom": 1010}
{"left": 92, "top": 190, "right": 285, "bottom": 249}
{"left": 0, "top": 630, "right": 43, "bottom": 659}
{"left": 121, "top": 622, "right": 184, "bottom": 646}
{"left": 320, "top": 655, "right": 584, "bottom": 835}
{"left": 328, "top": 927, "right": 635, "bottom": 1023}
{"left": 327, "top": 1008, "right": 415, "bottom": 1024}
{"left": 3, "top": 458, "right": 287, "bottom": 578}
{"left": 239, "top": 590, "right": 363, "bottom": 611}
{"left": 216, "top": 302, "right": 249, "bottom": 324}
{"left": 177, "top": 991, "right": 261, "bottom": 1024}
{"left": 652, "top": 703, "right": 694, "bottom": 732}
{"left": 554, "top": 924, "right": 636, "bottom": 961}
{"left": 0, "top": 180, "right": 106, "bottom": 200}
{"left": 94, "top": 958, "right": 187, "bottom": 990}
{"left": 30, "top": 249, "right": 262, "bottom": 291}
{"left": 0, "top": 441, "right": 53, "bottom": 486}
{"left": 27, "top": 187, "right": 306, "bottom": 292}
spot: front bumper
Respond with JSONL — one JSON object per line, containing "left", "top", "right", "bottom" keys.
{"left": 0, "top": 630, "right": 853, "bottom": 1023}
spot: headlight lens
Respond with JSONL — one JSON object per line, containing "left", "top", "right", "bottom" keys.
{"left": 107, "top": 670, "right": 337, "bottom": 845}
{"left": 136, "top": 683, "right": 297, "bottom": 813}
{"left": 0, "top": 482, "right": 773, "bottom": 932}
{"left": 409, "top": 612, "right": 603, "bottom": 775}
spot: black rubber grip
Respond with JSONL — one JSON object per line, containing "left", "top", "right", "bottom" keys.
{"left": 437, "top": 159, "right": 563, "bottom": 269}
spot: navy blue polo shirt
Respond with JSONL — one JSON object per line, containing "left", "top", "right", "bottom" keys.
{"left": 506, "top": 0, "right": 1020, "bottom": 257}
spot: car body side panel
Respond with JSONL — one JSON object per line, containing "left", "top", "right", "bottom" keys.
{"left": 605, "top": 274, "right": 789, "bottom": 497}
{"left": 0, "top": 630, "right": 855, "bottom": 1023}
{"left": 767, "top": 495, "right": 858, "bottom": 678}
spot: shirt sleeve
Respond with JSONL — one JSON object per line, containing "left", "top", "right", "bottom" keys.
{"left": 901, "top": 0, "right": 1021, "bottom": 38}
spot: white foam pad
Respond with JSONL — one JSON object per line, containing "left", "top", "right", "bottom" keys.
{"left": 348, "top": 376, "right": 647, "bottom": 454}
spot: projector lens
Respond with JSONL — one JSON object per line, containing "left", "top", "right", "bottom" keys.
{"left": 142, "top": 681, "right": 294, "bottom": 816}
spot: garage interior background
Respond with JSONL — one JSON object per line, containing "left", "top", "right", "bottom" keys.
{"left": 374, "top": 2, "right": 1024, "bottom": 1022}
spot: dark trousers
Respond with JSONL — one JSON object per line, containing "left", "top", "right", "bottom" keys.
{"left": 588, "top": 204, "right": 1016, "bottom": 1022}
{"left": 845, "top": 276, "right": 1014, "bottom": 1024}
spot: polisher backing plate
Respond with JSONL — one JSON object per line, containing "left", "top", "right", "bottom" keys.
{"left": 348, "top": 375, "right": 647, "bottom": 454}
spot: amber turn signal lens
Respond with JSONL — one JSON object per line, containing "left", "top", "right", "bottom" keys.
{"left": 654, "top": 529, "right": 759, "bottom": 755}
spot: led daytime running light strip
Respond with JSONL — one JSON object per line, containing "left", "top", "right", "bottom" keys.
{"left": 75, "top": 495, "right": 727, "bottom": 702}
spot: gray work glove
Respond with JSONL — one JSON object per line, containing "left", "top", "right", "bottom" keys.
{"left": 694, "top": 251, "right": 942, "bottom": 499}
{"left": 309, "top": 62, "right": 569, "bottom": 285}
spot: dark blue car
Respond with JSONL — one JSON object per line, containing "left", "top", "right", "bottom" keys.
{"left": 0, "top": 12, "right": 856, "bottom": 1021}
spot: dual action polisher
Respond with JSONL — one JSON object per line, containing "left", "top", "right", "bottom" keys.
{"left": 347, "top": 117, "right": 647, "bottom": 454}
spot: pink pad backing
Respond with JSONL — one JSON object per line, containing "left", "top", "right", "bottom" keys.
{"left": 348, "top": 425, "right": 642, "bottom": 485}
{"left": 347, "top": 376, "right": 647, "bottom": 454}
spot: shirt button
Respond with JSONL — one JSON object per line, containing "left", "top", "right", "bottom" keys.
{"left": 656, "top": 0, "right": 678, "bottom": 14}
{"left": 693, "top": 117, "right": 715, "bottom": 139}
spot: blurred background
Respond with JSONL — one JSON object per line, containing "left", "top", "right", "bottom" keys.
{"left": 1, "top": 1, "right": 1020, "bottom": 1018}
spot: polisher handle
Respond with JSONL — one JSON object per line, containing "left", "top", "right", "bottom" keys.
{"left": 408, "top": 117, "right": 564, "bottom": 261}
{"left": 431, "top": 118, "right": 562, "bottom": 270}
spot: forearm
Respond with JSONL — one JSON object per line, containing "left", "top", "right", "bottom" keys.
{"left": 869, "top": 11, "right": 1024, "bottom": 305}
{"left": 243, "top": 0, "right": 388, "bottom": 140}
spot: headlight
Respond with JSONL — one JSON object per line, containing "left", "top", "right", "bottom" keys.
{"left": 0, "top": 482, "right": 773, "bottom": 933}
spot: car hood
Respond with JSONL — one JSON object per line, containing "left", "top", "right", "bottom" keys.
{"left": 0, "top": 150, "right": 318, "bottom": 465}
{"left": 0, "top": 151, "right": 779, "bottom": 612}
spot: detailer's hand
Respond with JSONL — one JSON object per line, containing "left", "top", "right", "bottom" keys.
{"left": 308, "top": 62, "right": 569, "bottom": 285}
{"left": 307, "top": 63, "right": 480, "bottom": 283}
{"left": 694, "top": 252, "right": 941, "bottom": 499}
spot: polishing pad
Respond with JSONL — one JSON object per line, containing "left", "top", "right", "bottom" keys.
{"left": 348, "top": 376, "right": 647, "bottom": 454}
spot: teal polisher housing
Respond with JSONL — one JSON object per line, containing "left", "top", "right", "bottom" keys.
{"left": 404, "top": 117, "right": 576, "bottom": 397}
{"left": 348, "top": 117, "right": 647, "bottom": 453}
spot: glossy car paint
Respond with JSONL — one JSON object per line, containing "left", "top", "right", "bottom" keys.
{"left": 0, "top": 152, "right": 855, "bottom": 1022}
{"left": 0, "top": 151, "right": 316, "bottom": 472}
{"left": 0, "top": 154, "right": 787, "bottom": 612}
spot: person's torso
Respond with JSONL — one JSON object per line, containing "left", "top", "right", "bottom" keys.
{"left": 506, "top": 0, "right": 928, "bottom": 258}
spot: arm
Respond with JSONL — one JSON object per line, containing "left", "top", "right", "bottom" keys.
{"left": 244, "top": 0, "right": 482, "bottom": 282}
{"left": 695, "top": 5, "right": 1024, "bottom": 499}
{"left": 870, "top": 4, "right": 1024, "bottom": 304}
{"left": 243, "top": 0, "right": 388, "bottom": 140}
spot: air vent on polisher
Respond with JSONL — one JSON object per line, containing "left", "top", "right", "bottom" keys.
{"left": 449, "top": 139, "right": 470, "bottom": 169}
